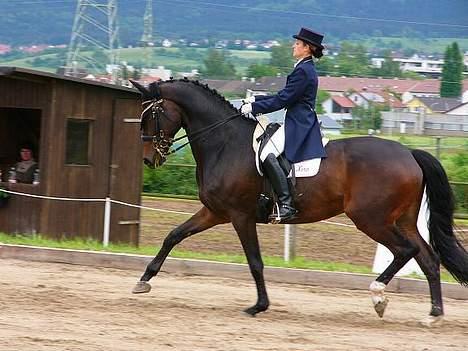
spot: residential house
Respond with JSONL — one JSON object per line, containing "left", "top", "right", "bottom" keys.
{"left": 322, "top": 95, "right": 355, "bottom": 123}
{"left": 445, "top": 102, "right": 468, "bottom": 116}
{"left": 406, "top": 97, "right": 462, "bottom": 114}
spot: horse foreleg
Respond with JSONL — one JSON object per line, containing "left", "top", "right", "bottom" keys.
{"left": 231, "top": 214, "right": 269, "bottom": 316}
{"left": 133, "top": 206, "right": 225, "bottom": 294}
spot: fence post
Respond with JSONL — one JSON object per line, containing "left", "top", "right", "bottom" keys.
{"left": 103, "top": 197, "right": 111, "bottom": 247}
{"left": 435, "top": 136, "right": 442, "bottom": 160}
{"left": 284, "top": 224, "right": 296, "bottom": 262}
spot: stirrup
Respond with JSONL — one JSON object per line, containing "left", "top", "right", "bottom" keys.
{"left": 269, "top": 203, "right": 297, "bottom": 224}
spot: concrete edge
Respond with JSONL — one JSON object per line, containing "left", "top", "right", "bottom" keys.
{"left": 1, "top": 244, "right": 466, "bottom": 300}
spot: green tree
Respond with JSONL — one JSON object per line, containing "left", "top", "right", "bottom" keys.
{"left": 374, "top": 50, "right": 402, "bottom": 78}
{"left": 246, "top": 63, "right": 278, "bottom": 78}
{"left": 440, "top": 42, "right": 463, "bottom": 98}
{"left": 315, "top": 56, "right": 335, "bottom": 76}
{"left": 316, "top": 89, "right": 330, "bottom": 114}
{"left": 200, "top": 49, "right": 236, "bottom": 79}
{"left": 335, "top": 42, "right": 371, "bottom": 76}
{"left": 270, "top": 41, "right": 294, "bottom": 75}
{"left": 351, "top": 104, "right": 385, "bottom": 131}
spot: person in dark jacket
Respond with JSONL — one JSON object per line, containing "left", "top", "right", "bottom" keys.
{"left": 241, "top": 27, "right": 326, "bottom": 222}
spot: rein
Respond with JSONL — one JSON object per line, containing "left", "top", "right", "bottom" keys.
{"left": 140, "top": 98, "right": 242, "bottom": 161}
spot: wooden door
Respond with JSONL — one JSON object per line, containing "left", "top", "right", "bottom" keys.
{"left": 109, "top": 98, "right": 143, "bottom": 245}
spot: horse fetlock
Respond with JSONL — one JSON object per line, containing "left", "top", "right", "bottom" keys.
{"left": 420, "top": 315, "right": 444, "bottom": 328}
{"left": 370, "top": 281, "right": 388, "bottom": 318}
{"left": 132, "top": 281, "right": 152, "bottom": 294}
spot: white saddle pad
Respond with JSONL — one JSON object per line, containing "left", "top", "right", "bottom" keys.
{"left": 252, "top": 118, "right": 328, "bottom": 178}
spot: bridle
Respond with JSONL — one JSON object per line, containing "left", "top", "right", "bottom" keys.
{"left": 140, "top": 95, "right": 243, "bottom": 165}
{"left": 140, "top": 98, "right": 174, "bottom": 164}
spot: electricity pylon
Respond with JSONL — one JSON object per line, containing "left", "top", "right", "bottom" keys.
{"left": 140, "top": 0, "right": 154, "bottom": 46}
{"left": 140, "top": 0, "right": 154, "bottom": 68}
{"left": 65, "top": 0, "right": 119, "bottom": 76}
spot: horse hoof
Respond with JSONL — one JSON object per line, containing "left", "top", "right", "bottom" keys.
{"left": 132, "top": 281, "right": 152, "bottom": 294}
{"left": 373, "top": 297, "right": 389, "bottom": 318}
{"left": 243, "top": 304, "right": 268, "bottom": 316}
{"left": 420, "top": 315, "right": 444, "bottom": 328}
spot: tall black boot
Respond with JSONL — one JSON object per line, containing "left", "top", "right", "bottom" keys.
{"left": 262, "top": 153, "right": 297, "bottom": 222}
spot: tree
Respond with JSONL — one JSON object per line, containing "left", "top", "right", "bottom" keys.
{"left": 246, "top": 64, "right": 278, "bottom": 78}
{"left": 316, "top": 89, "right": 330, "bottom": 114}
{"left": 270, "top": 41, "right": 294, "bottom": 75}
{"left": 440, "top": 42, "right": 463, "bottom": 98}
{"left": 351, "top": 104, "right": 385, "bottom": 131}
{"left": 200, "top": 49, "right": 236, "bottom": 79}
{"left": 373, "top": 50, "right": 402, "bottom": 78}
{"left": 335, "top": 42, "right": 371, "bottom": 77}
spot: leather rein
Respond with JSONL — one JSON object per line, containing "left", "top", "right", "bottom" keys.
{"left": 140, "top": 98, "right": 242, "bottom": 163}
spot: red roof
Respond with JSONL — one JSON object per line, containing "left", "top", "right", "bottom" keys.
{"left": 332, "top": 95, "right": 355, "bottom": 108}
{"left": 319, "top": 76, "right": 468, "bottom": 95}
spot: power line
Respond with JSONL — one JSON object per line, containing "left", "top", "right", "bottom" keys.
{"left": 1, "top": 0, "right": 468, "bottom": 29}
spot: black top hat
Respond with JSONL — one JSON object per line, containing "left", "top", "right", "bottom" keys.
{"left": 293, "top": 27, "right": 324, "bottom": 50}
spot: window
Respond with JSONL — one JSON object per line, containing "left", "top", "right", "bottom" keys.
{"left": 66, "top": 119, "right": 91, "bottom": 165}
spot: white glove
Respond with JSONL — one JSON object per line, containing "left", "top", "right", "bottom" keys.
{"left": 241, "top": 103, "right": 252, "bottom": 115}
{"left": 242, "top": 96, "right": 256, "bottom": 104}
{"left": 240, "top": 103, "right": 257, "bottom": 121}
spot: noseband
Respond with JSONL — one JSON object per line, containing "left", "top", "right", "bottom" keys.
{"left": 140, "top": 98, "right": 174, "bottom": 163}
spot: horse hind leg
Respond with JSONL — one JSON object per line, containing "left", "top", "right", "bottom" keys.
{"left": 351, "top": 217, "right": 419, "bottom": 318}
{"left": 398, "top": 215, "right": 444, "bottom": 327}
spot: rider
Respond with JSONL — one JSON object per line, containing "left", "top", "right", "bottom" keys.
{"left": 241, "top": 27, "right": 327, "bottom": 222}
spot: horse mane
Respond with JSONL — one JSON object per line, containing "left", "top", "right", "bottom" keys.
{"left": 149, "top": 79, "right": 237, "bottom": 112}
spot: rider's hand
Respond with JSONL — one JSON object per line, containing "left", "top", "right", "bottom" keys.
{"left": 242, "top": 96, "right": 256, "bottom": 104}
{"left": 240, "top": 103, "right": 256, "bottom": 121}
{"left": 241, "top": 103, "right": 252, "bottom": 115}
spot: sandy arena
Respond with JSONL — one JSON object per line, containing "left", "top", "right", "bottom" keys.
{"left": 0, "top": 258, "right": 467, "bottom": 350}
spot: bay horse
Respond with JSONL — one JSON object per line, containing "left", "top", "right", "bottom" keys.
{"left": 130, "top": 79, "right": 467, "bottom": 326}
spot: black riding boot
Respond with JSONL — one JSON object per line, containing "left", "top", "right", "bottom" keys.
{"left": 262, "top": 153, "right": 297, "bottom": 222}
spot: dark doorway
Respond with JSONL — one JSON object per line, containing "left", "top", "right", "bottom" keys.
{"left": 0, "top": 107, "right": 41, "bottom": 181}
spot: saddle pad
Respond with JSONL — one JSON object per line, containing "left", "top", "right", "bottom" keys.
{"left": 252, "top": 120, "right": 328, "bottom": 178}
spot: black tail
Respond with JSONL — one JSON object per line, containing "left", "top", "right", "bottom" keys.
{"left": 412, "top": 149, "right": 468, "bottom": 286}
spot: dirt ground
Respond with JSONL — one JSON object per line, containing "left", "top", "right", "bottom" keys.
{"left": 140, "top": 197, "right": 468, "bottom": 268}
{"left": 0, "top": 259, "right": 467, "bottom": 351}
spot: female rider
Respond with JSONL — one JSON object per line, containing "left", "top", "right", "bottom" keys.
{"left": 241, "top": 27, "right": 326, "bottom": 222}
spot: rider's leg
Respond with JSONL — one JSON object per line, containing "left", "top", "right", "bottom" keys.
{"left": 262, "top": 153, "right": 297, "bottom": 221}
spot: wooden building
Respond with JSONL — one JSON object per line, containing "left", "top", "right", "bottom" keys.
{"left": 0, "top": 67, "right": 143, "bottom": 244}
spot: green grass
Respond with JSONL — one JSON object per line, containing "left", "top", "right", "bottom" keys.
{"left": 0, "top": 232, "right": 457, "bottom": 283}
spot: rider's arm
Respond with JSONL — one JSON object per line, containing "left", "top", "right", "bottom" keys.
{"left": 251, "top": 67, "right": 308, "bottom": 115}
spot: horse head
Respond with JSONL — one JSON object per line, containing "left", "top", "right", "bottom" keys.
{"left": 131, "top": 80, "right": 184, "bottom": 168}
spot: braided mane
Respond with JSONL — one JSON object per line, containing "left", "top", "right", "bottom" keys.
{"left": 148, "top": 79, "right": 237, "bottom": 112}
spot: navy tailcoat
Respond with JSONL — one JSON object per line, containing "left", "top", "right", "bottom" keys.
{"left": 251, "top": 57, "right": 326, "bottom": 163}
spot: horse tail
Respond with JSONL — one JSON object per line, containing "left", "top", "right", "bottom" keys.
{"left": 411, "top": 149, "right": 468, "bottom": 286}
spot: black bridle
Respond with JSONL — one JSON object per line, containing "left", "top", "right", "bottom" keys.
{"left": 140, "top": 98, "right": 242, "bottom": 164}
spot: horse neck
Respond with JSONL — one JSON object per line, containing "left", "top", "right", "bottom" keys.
{"left": 162, "top": 82, "right": 254, "bottom": 167}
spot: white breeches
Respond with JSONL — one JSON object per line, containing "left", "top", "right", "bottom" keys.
{"left": 260, "top": 125, "right": 285, "bottom": 162}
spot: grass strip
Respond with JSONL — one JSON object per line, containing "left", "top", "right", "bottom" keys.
{"left": 0, "top": 233, "right": 457, "bottom": 283}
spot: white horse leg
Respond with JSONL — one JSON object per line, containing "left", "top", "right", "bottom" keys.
{"left": 369, "top": 281, "right": 389, "bottom": 318}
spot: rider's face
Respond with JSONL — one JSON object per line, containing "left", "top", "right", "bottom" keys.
{"left": 292, "top": 39, "right": 312, "bottom": 60}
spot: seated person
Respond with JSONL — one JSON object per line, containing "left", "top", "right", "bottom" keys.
{"left": 15, "top": 145, "right": 38, "bottom": 184}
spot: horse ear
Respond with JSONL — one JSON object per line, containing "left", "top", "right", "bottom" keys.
{"left": 129, "top": 79, "right": 147, "bottom": 94}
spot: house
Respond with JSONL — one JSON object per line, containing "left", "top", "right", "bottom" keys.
{"left": 445, "top": 102, "right": 468, "bottom": 115}
{"left": 406, "top": 97, "right": 462, "bottom": 114}
{"left": 322, "top": 95, "right": 355, "bottom": 122}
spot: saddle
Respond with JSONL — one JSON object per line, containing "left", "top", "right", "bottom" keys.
{"left": 252, "top": 119, "right": 328, "bottom": 223}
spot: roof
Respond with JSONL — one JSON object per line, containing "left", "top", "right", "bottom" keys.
{"left": 360, "top": 92, "right": 386, "bottom": 103}
{"left": 331, "top": 95, "right": 355, "bottom": 108}
{"left": 319, "top": 76, "right": 468, "bottom": 95}
{"left": 318, "top": 115, "right": 343, "bottom": 129}
{"left": 417, "top": 97, "right": 462, "bottom": 112}
{"left": 445, "top": 101, "right": 468, "bottom": 114}
{"left": 0, "top": 66, "right": 139, "bottom": 94}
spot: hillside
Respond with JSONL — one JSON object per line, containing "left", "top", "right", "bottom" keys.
{"left": 0, "top": 0, "right": 467, "bottom": 45}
